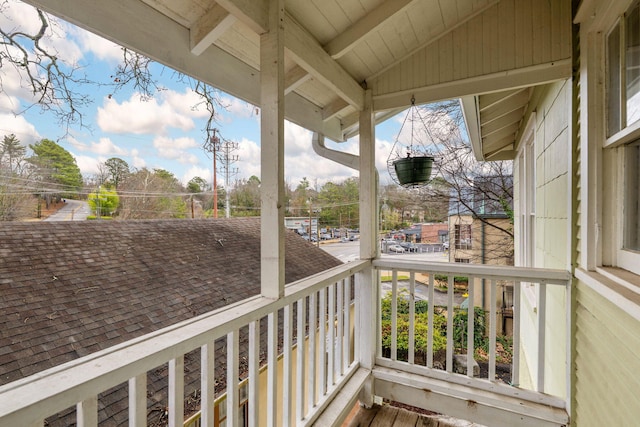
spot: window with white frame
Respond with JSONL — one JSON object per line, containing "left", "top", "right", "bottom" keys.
{"left": 454, "top": 224, "right": 472, "bottom": 250}
{"left": 518, "top": 114, "right": 537, "bottom": 305}
{"left": 605, "top": 1, "right": 640, "bottom": 276}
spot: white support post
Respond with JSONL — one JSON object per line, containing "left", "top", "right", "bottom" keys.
{"left": 77, "top": 396, "right": 97, "bottom": 427}
{"left": 168, "top": 356, "right": 184, "bottom": 427}
{"left": 227, "top": 331, "right": 239, "bottom": 427}
{"left": 248, "top": 320, "right": 260, "bottom": 427}
{"left": 260, "top": 0, "right": 285, "bottom": 299}
{"left": 357, "top": 89, "right": 377, "bottom": 407}
{"left": 129, "top": 374, "right": 147, "bottom": 427}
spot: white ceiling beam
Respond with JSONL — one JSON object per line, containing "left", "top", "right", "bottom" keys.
{"left": 323, "top": 0, "right": 415, "bottom": 59}
{"left": 284, "top": 65, "right": 311, "bottom": 95}
{"left": 190, "top": 3, "right": 236, "bottom": 56}
{"left": 284, "top": 12, "right": 364, "bottom": 111}
{"left": 215, "top": 0, "right": 268, "bottom": 34}
{"left": 322, "top": 98, "right": 350, "bottom": 121}
{"left": 373, "top": 59, "right": 572, "bottom": 111}
{"left": 20, "top": 0, "right": 346, "bottom": 142}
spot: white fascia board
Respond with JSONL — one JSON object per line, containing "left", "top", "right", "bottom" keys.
{"left": 460, "top": 96, "right": 484, "bottom": 161}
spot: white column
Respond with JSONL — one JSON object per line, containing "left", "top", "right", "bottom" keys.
{"left": 356, "top": 89, "right": 377, "bottom": 407}
{"left": 260, "top": 0, "right": 285, "bottom": 299}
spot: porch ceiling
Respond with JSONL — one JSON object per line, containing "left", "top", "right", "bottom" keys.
{"left": 21, "top": 0, "right": 573, "bottom": 144}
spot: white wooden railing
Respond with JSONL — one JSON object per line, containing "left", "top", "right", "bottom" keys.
{"left": 0, "top": 261, "right": 368, "bottom": 427}
{"left": 0, "top": 258, "right": 573, "bottom": 427}
{"left": 373, "top": 259, "right": 572, "bottom": 399}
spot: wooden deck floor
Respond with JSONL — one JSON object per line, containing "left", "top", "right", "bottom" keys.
{"left": 345, "top": 404, "right": 483, "bottom": 427}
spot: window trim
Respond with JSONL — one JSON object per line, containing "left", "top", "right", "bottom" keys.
{"left": 604, "top": 4, "right": 640, "bottom": 277}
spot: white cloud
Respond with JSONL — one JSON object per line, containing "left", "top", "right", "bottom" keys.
{"left": 182, "top": 165, "right": 211, "bottom": 186}
{"left": 96, "top": 92, "right": 196, "bottom": 135}
{"left": 152, "top": 136, "right": 199, "bottom": 164}
{"left": 130, "top": 148, "right": 146, "bottom": 169}
{"left": 75, "top": 28, "right": 122, "bottom": 65}
{"left": 91, "top": 137, "right": 128, "bottom": 156}
{"left": 73, "top": 153, "right": 101, "bottom": 176}
{"left": 0, "top": 113, "right": 40, "bottom": 145}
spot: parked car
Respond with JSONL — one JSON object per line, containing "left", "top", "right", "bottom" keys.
{"left": 388, "top": 244, "right": 405, "bottom": 253}
{"left": 400, "top": 242, "right": 418, "bottom": 252}
{"left": 442, "top": 241, "right": 449, "bottom": 250}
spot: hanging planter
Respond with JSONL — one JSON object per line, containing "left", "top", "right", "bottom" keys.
{"left": 387, "top": 97, "right": 438, "bottom": 187}
{"left": 393, "top": 155, "right": 434, "bottom": 186}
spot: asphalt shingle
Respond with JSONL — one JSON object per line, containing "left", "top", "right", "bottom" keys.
{"left": 0, "top": 217, "right": 343, "bottom": 425}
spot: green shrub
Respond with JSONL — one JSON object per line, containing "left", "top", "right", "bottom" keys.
{"left": 452, "top": 306, "right": 486, "bottom": 350}
{"left": 380, "top": 290, "right": 447, "bottom": 355}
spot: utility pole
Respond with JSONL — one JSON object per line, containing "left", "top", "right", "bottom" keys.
{"left": 204, "top": 129, "right": 221, "bottom": 218}
{"left": 218, "top": 139, "right": 240, "bottom": 218}
{"left": 204, "top": 128, "right": 240, "bottom": 219}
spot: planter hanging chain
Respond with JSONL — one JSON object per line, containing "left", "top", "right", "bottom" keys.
{"left": 387, "top": 96, "right": 437, "bottom": 187}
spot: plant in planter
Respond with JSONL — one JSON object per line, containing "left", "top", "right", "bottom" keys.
{"left": 387, "top": 97, "right": 439, "bottom": 187}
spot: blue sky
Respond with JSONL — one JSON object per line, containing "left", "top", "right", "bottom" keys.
{"left": 0, "top": 0, "right": 430, "bottom": 190}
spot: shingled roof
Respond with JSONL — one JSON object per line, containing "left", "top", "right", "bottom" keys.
{"left": 0, "top": 218, "right": 343, "bottom": 425}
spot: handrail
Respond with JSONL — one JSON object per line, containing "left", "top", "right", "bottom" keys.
{"left": 374, "top": 259, "right": 571, "bottom": 285}
{"left": 0, "top": 260, "right": 369, "bottom": 426}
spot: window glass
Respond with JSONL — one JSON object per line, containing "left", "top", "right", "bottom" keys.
{"left": 627, "top": 2, "right": 640, "bottom": 126}
{"left": 625, "top": 141, "right": 640, "bottom": 251}
{"left": 608, "top": 22, "right": 622, "bottom": 136}
{"left": 454, "top": 224, "right": 472, "bottom": 250}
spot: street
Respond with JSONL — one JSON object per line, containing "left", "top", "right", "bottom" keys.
{"left": 320, "top": 240, "right": 449, "bottom": 264}
{"left": 44, "top": 199, "right": 91, "bottom": 221}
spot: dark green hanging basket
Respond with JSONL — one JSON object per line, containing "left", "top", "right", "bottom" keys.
{"left": 393, "top": 156, "right": 434, "bottom": 186}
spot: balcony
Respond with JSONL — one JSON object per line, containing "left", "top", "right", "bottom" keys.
{"left": 0, "top": 260, "right": 571, "bottom": 427}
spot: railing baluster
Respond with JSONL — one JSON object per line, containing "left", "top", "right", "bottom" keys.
{"left": 409, "top": 272, "right": 415, "bottom": 365}
{"left": 512, "top": 281, "right": 521, "bottom": 386}
{"left": 537, "top": 282, "right": 547, "bottom": 393}
{"left": 308, "top": 291, "right": 317, "bottom": 409}
{"left": 319, "top": 287, "right": 327, "bottom": 396}
{"left": 446, "top": 275, "right": 454, "bottom": 372}
{"left": 391, "top": 270, "right": 398, "bottom": 361}
{"left": 282, "top": 304, "right": 293, "bottom": 426}
{"left": 129, "top": 373, "right": 146, "bottom": 427}
{"left": 296, "top": 298, "right": 306, "bottom": 422}
{"left": 343, "top": 276, "right": 351, "bottom": 371}
{"left": 467, "top": 275, "right": 475, "bottom": 377}
{"left": 336, "top": 279, "right": 344, "bottom": 376}
{"left": 77, "top": 396, "right": 97, "bottom": 427}
{"left": 248, "top": 320, "right": 260, "bottom": 427}
{"left": 489, "top": 280, "right": 497, "bottom": 381}
{"left": 267, "top": 311, "right": 278, "bottom": 427}
{"left": 328, "top": 282, "right": 336, "bottom": 386}
{"left": 427, "top": 274, "right": 435, "bottom": 368}
{"left": 168, "top": 356, "right": 184, "bottom": 427}
{"left": 227, "top": 331, "right": 239, "bottom": 427}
